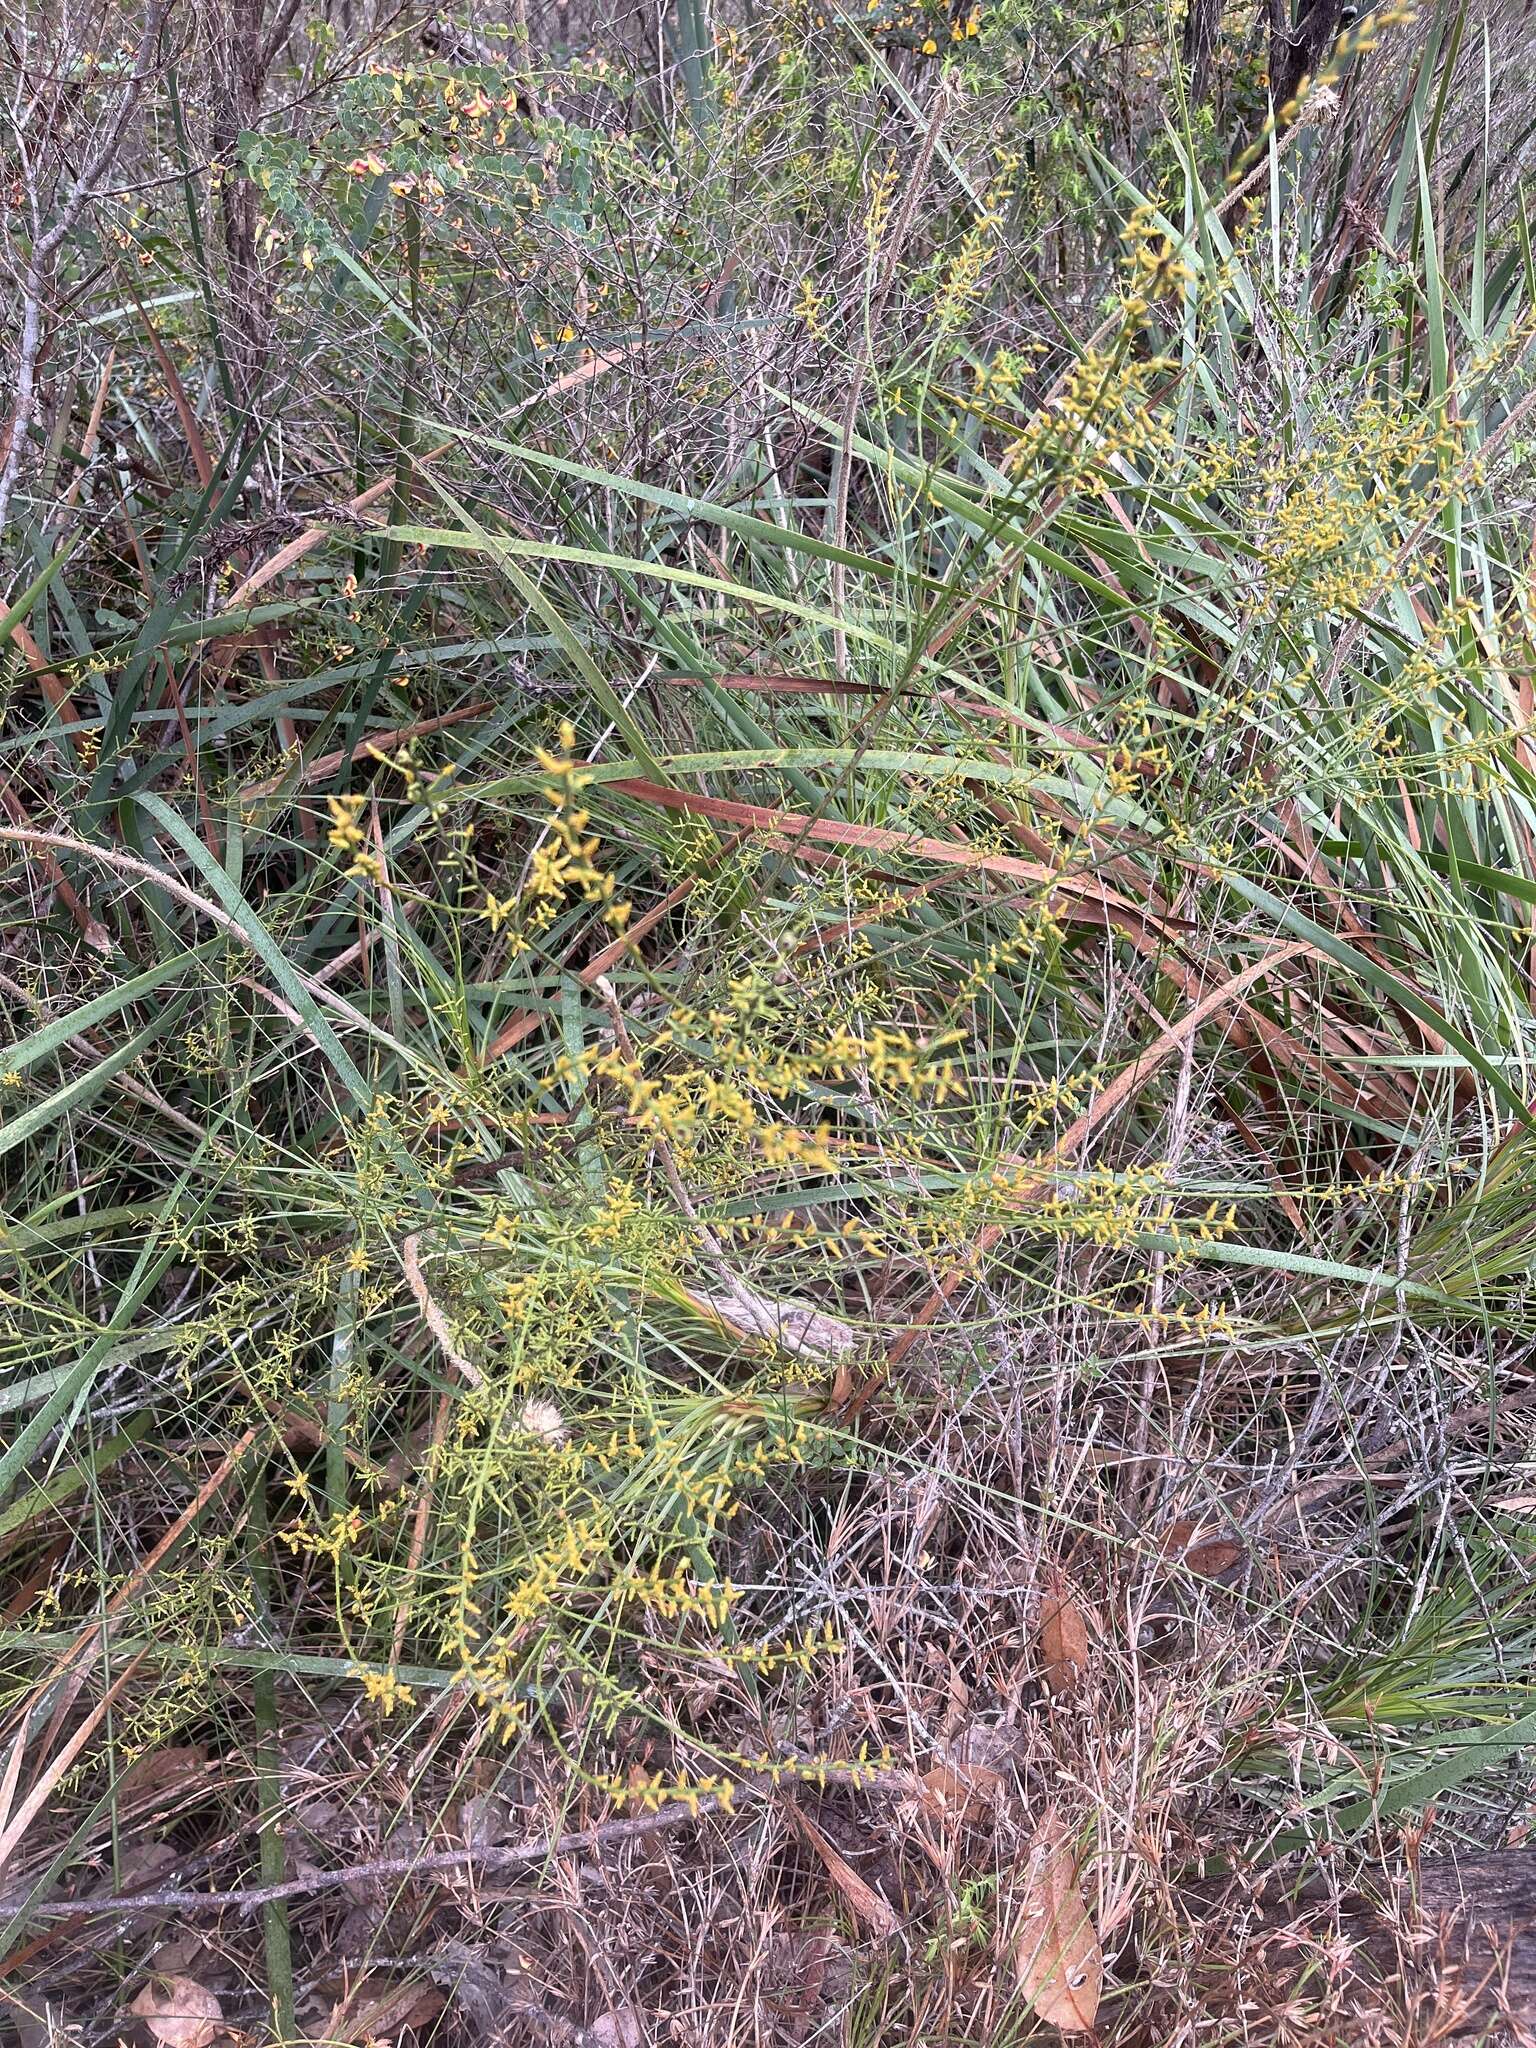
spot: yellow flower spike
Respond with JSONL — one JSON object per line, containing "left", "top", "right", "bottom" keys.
{"left": 325, "top": 792, "right": 368, "bottom": 852}
{"left": 355, "top": 1667, "right": 416, "bottom": 1715}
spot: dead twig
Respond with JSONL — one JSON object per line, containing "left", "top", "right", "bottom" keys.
{"left": 400, "top": 1233, "right": 484, "bottom": 1388}
{"left": 21, "top": 1764, "right": 918, "bottom": 1922}
{"left": 26, "top": 1791, "right": 693, "bottom": 1921}
{"left": 0, "top": 4, "right": 169, "bottom": 539}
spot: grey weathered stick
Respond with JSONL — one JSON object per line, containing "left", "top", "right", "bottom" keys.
{"left": 21, "top": 1792, "right": 750, "bottom": 1921}
{"left": 19, "top": 1767, "right": 912, "bottom": 1922}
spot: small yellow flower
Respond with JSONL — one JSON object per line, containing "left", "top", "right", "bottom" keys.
{"left": 355, "top": 1666, "right": 416, "bottom": 1714}
{"left": 326, "top": 792, "right": 367, "bottom": 853}
{"left": 480, "top": 891, "right": 517, "bottom": 933}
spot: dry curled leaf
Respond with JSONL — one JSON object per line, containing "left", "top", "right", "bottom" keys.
{"left": 1037, "top": 1569, "right": 1092, "bottom": 1694}
{"left": 327, "top": 1973, "right": 447, "bottom": 2044}
{"left": 1012, "top": 1810, "right": 1102, "bottom": 2033}
{"left": 1163, "top": 1518, "right": 1246, "bottom": 1578}
{"left": 585, "top": 2009, "right": 644, "bottom": 2048}
{"left": 784, "top": 1803, "right": 900, "bottom": 1937}
{"left": 130, "top": 1975, "right": 222, "bottom": 2048}
{"left": 919, "top": 1758, "right": 983, "bottom": 1820}
{"left": 921, "top": 1717, "right": 1019, "bottom": 1818}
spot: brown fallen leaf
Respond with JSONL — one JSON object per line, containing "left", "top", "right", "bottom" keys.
{"left": 1012, "top": 1809, "right": 1102, "bottom": 2033}
{"left": 1163, "top": 1519, "right": 1245, "bottom": 1578}
{"left": 784, "top": 1802, "right": 900, "bottom": 1937}
{"left": 129, "top": 1975, "right": 222, "bottom": 2048}
{"left": 921, "top": 1717, "right": 1020, "bottom": 1819}
{"left": 1037, "top": 1569, "right": 1092, "bottom": 1694}
{"left": 327, "top": 1975, "right": 446, "bottom": 2044}
{"left": 117, "top": 1745, "right": 211, "bottom": 1805}
{"left": 585, "top": 2010, "right": 645, "bottom": 2048}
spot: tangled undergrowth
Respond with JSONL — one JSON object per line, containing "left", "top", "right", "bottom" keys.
{"left": 5, "top": 0, "right": 1536, "bottom": 2041}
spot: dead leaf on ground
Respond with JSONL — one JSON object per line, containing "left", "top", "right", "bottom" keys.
{"left": 1011, "top": 1809, "right": 1103, "bottom": 2033}
{"left": 761, "top": 1932, "right": 853, "bottom": 2043}
{"left": 117, "top": 1744, "right": 209, "bottom": 1793}
{"left": 1163, "top": 1518, "right": 1246, "bottom": 1578}
{"left": 129, "top": 1975, "right": 223, "bottom": 2048}
{"left": 327, "top": 1975, "right": 446, "bottom": 2043}
{"left": 921, "top": 1717, "right": 1020, "bottom": 1819}
{"left": 784, "top": 1802, "right": 901, "bottom": 1937}
{"left": 584, "top": 2008, "right": 644, "bottom": 2047}
{"left": 1037, "top": 1569, "right": 1092, "bottom": 1694}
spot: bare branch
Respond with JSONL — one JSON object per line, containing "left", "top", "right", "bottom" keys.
{"left": 0, "top": 2, "right": 170, "bottom": 541}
